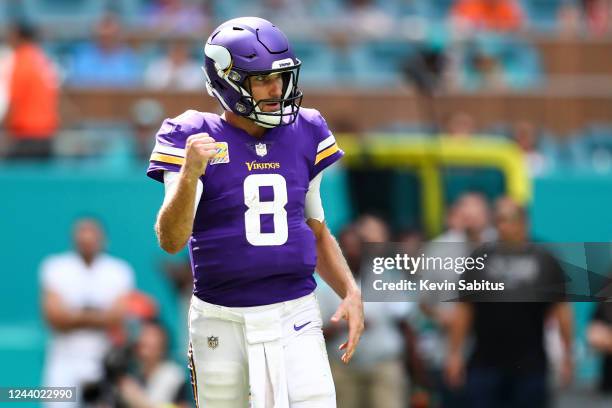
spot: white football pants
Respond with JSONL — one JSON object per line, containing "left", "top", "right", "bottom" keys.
{"left": 188, "top": 292, "right": 336, "bottom": 408}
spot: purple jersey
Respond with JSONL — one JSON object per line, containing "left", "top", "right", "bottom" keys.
{"left": 147, "top": 108, "right": 343, "bottom": 306}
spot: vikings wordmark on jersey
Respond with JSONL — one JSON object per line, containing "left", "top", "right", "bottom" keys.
{"left": 147, "top": 108, "right": 343, "bottom": 307}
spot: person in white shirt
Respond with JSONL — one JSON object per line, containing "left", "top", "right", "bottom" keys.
{"left": 143, "top": 41, "right": 202, "bottom": 91}
{"left": 40, "top": 218, "right": 134, "bottom": 406}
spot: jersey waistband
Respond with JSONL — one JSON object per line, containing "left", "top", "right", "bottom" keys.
{"left": 190, "top": 291, "right": 316, "bottom": 323}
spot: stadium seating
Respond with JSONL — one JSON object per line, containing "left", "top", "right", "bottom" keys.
{"left": 22, "top": 0, "right": 105, "bottom": 34}
{"left": 522, "top": 0, "right": 562, "bottom": 32}
{"left": 288, "top": 40, "right": 337, "bottom": 86}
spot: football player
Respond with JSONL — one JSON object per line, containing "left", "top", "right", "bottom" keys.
{"left": 147, "top": 17, "right": 364, "bottom": 408}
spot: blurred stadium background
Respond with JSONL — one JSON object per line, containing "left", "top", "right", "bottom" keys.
{"left": 2, "top": 0, "right": 612, "bottom": 407}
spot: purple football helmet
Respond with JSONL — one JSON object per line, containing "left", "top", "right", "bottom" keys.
{"left": 203, "top": 17, "right": 303, "bottom": 128}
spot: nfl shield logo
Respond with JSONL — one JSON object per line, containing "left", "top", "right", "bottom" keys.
{"left": 255, "top": 143, "right": 267, "bottom": 157}
{"left": 207, "top": 336, "right": 219, "bottom": 349}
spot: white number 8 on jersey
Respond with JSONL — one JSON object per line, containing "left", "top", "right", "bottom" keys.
{"left": 243, "top": 174, "right": 288, "bottom": 246}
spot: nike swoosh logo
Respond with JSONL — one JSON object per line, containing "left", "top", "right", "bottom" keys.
{"left": 293, "top": 321, "right": 311, "bottom": 331}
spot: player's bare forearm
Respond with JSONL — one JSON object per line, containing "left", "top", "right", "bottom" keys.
{"left": 307, "top": 219, "right": 358, "bottom": 298}
{"left": 156, "top": 133, "right": 217, "bottom": 254}
{"left": 156, "top": 168, "right": 200, "bottom": 254}
{"left": 444, "top": 303, "right": 472, "bottom": 387}
{"left": 553, "top": 302, "right": 574, "bottom": 352}
{"left": 308, "top": 219, "right": 364, "bottom": 363}
{"left": 551, "top": 302, "right": 575, "bottom": 385}
{"left": 448, "top": 303, "right": 472, "bottom": 355}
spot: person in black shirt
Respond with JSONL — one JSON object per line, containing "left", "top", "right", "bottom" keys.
{"left": 588, "top": 302, "right": 612, "bottom": 394}
{"left": 445, "top": 197, "right": 574, "bottom": 408}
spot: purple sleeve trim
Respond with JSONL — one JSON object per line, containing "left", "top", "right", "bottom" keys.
{"left": 311, "top": 149, "right": 344, "bottom": 180}
{"left": 146, "top": 161, "right": 181, "bottom": 183}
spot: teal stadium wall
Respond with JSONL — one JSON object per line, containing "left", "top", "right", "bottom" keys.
{"left": 531, "top": 172, "right": 612, "bottom": 383}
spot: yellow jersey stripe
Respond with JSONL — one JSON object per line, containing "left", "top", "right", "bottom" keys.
{"left": 315, "top": 143, "right": 339, "bottom": 165}
{"left": 150, "top": 153, "right": 185, "bottom": 166}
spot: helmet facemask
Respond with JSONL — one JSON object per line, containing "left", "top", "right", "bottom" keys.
{"left": 203, "top": 46, "right": 303, "bottom": 128}
{"left": 238, "top": 65, "right": 303, "bottom": 128}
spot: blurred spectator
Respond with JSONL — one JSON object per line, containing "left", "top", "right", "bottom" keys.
{"left": 336, "top": 224, "right": 362, "bottom": 273}
{"left": 512, "top": 120, "right": 548, "bottom": 176}
{"left": 396, "top": 228, "right": 425, "bottom": 257}
{"left": 161, "top": 257, "right": 193, "bottom": 352}
{"left": 318, "top": 216, "right": 415, "bottom": 408}
{"left": 445, "top": 197, "right": 574, "bottom": 408}
{"left": 443, "top": 199, "right": 464, "bottom": 234}
{"left": 333, "top": 0, "right": 395, "bottom": 40}
{"left": 461, "top": 39, "right": 508, "bottom": 90}
{"left": 402, "top": 44, "right": 447, "bottom": 95}
{"left": 132, "top": 98, "right": 165, "bottom": 161}
{"left": 557, "top": 2, "right": 584, "bottom": 38}
{"left": 354, "top": 213, "right": 391, "bottom": 243}
{"left": 427, "top": 192, "right": 496, "bottom": 289}
{"left": 417, "top": 193, "right": 494, "bottom": 407}
{"left": 111, "top": 290, "right": 160, "bottom": 346}
{"left": 425, "top": 192, "right": 496, "bottom": 287}
{"left": 118, "top": 319, "right": 190, "bottom": 408}
{"left": 40, "top": 218, "right": 134, "bottom": 407}
{"left": 457, "top": 192, "right": 497, "bottom": 243}
{"left": 143, "top": 41, "right": 202, "bottom": 91}
{"left": 143, "top": 0, "right": 209, "bottom": 35}
{"left": 588, "top": 302, "right": 612, "bottom": 394}
{"left": 451, "top": 0, "right": 525, "bottom": 32}
{"left": 583, "top": 0, "right": 611, "bottom": 36}
{"left": 453, "top": 34, "right": 541, "bottom": 91}
{"left": 2, "top": 21, "right": 59, "bottom": 159}
{"left": 68, "top": 14, "right": 141, "bottom": 88}
{"left": 445, "top": 112, "right": 476, "bottom": 138}
{"left": 242, "top": 0, "right": 314, "bottom": 36}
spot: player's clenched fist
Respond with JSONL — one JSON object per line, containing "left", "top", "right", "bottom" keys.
{"left": 184, "top": 133, "right": 217, "bottom": 176}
